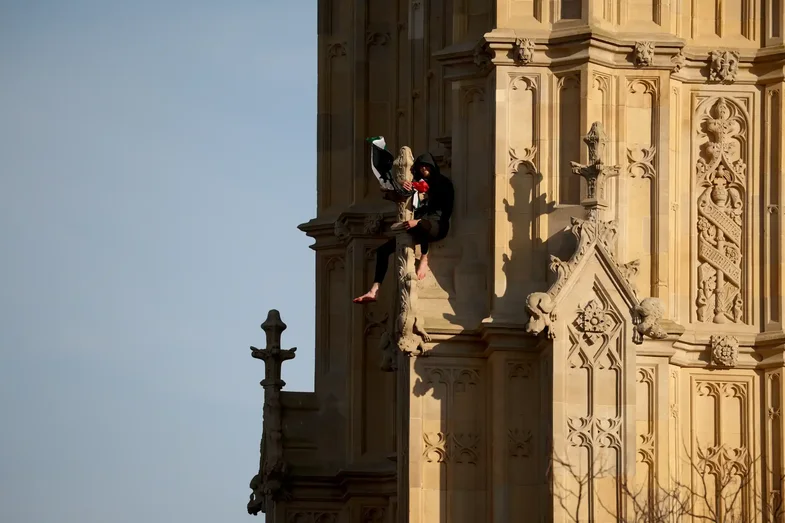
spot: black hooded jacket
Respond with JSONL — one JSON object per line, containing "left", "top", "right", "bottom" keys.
{"left": 412, "top": 152, "right": 454, "bottom": 241}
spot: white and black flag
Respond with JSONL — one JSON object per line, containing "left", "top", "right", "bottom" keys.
{"left": 367, "top": 136, "right": 395, "bottom": 191}
{"left": 367, "top": 136, "right": 422, "bottom": 208}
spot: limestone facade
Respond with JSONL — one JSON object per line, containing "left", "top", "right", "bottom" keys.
{"left": 247, "top": 1, "right": 785, "bottom": 521}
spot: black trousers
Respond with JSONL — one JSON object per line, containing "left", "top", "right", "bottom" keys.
{"left": 373, "top": 223, "right": 438, "bottom": 284}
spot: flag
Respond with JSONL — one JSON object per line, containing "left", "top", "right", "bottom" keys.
{"left": 367, "top": 136, "right": 395, "bottom": 191}
{"left": 366, "top": 136, "right": 423, "bottom": 209}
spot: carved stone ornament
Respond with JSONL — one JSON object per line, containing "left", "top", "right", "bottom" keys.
{"left": 363, "top": 213, "right": 384, "bottom": 235}
{"left": 390, "top": 145, "right": 431, "bottom": 357}
{"left": 365, "top": 31, "right": 391, "bottom": 47}
{"left": 570, "top": 122, "right": 621, "bottom": 210}
{"left": 633, "top": 297, "right": 668, "bottom": 343}
{"left": 695, "top": 98, "right": 746, "bottom": 324}
{"left": 423, "top": 431, "right": 480, "bottom": 464}
{"left": 633, "top": 41, "right": 655, "bottom": 67}
{"left": 577, "top": 299, "right": 615, "bottom": 342}
{"left": 248, "top": 310, "right": 297, "bottom": 515}
{"left": 514, "top": 37, "right": 535, "bottom": 65}
{"left": 334, "top": 217, "right": 350, "bottom": 241}
{"left": 525, "top": 211, "right": 640, "bottom": 339}
{"left": 710, "top": 334, "right": 739, "bottom": 367}
{"left": 671, "top": 49, "right": 686, "bottom": 72}
{"left": 708, "top": 50, "right": 740, "bottom": 83}
{"left": 473, "top": 44, "right": 492, "bottom": 72}
{"left": 627, "top": 146, "right": 656, "bottom": 179}
{"left": 525, "top": 122, "right": 648, "bottom": 342}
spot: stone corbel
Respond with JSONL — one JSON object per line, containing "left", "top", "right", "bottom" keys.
{"left": 248, "top": 310, "right": 297, "bottom": 515}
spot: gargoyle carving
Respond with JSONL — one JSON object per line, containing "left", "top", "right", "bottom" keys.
{"left": 391, "top": 146, "right": 431, "bottom": 357}
{"left": 633, "top": 297, "right": 668, "bottom": 344}
{"left": 525, "top": 292, "right": 556, "bottom": 338}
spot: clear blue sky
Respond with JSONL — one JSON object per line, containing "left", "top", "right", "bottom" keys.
{"left": 0, "top": 2, "right": 317, "bottom": 521}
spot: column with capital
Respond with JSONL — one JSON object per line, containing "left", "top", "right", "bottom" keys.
{"left": 248, "top": 309, "right": 297, "bottom": 517}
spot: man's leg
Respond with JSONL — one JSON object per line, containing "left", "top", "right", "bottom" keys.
{"left": 353, "top": 237, "right": 396, "bottom": 303}
{"left": 417, "top": 241, "right": 430, "bottom": 280}
{"left": 410, "top": 221, "right": 438, "bottom": 280}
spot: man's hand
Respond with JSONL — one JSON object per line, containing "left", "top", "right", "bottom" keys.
{"left": 402, "top": 181, "right": 413, "bottom": 192}
{"left": 403, "top": 219, "right": 420, "bottom": 230}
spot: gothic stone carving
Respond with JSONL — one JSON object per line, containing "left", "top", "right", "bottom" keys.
{"left": 334, "top": 216, "right": 350, "bottom": 241}
{"left": 526, "top": 123, "right": 641, "bottom": 340}
{"left": 567, "top": 295, "right": 623, "bottom": 452}
{"left": 671, "top": 49, "right": 686, "bottom": 72}
{"left": 708, "top": 50, "right": 740, "bottom": 83}
{"left": 577, "top": 299, "right": 615, "bottom": 342}
{"left": 473, "top": 44, "right": 492, "bottom": 73}
{"left": 710, "top": 334, "right": 739, "bottom": 367}
{"left": 525, "top": 213, "right": 641, "bottom": 340}
{"left": 248, "top": 310, "right": 297, "bottom": 515}
{"left": 570, "top": 122, "right": 621, "bottom": 209}
{"left": 525, "top": 292, "right": 556, "bottom": 338}
{"left": 508, "top": 428, "right": 533, "bottom": 458}
{"left": 423, "top": 432, "right": 480, "bottom": 464}
{"left": 636, "top": 368, "right": 656, "bottom": 469}
{"left": 633, "top": 297, "right": 668, "bottom": 343}
{"left": 363, "top": 213, "right": 384, "bottom": 235}
{"left": 633, "top": 41, "right": 655, "bottom": 67}
{"left": 514, "top": 38, "right": 535, "bottom": 65}
{"left": 627, "top": 146, "right": 656, "bottom": 179}
{"left": 391, "top": 146, "right": 431, "bottom": 356}
{"left": 695, "top": 98, "right": 746, "bottom": 324}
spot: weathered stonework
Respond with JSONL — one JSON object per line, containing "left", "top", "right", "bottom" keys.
{"left": 250, "top": 2, "right": 785, "bottom": 521}
{"left": 633, "top": 41, "right": 654, "bottom": 67}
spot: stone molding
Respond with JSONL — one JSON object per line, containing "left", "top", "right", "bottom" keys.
{"left": 434, "top": 30, "right": 785, "bottom": 81}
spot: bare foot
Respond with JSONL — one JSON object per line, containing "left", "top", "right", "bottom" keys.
{"left": 353, "top": 286, "right": 379, "bottom": 304}
{"left": 416, "top": 256, "right": 429, "bottom": 280}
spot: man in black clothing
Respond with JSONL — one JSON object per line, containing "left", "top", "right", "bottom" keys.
{"left": 353, "top": 152, "right": 454, "bottom": 304}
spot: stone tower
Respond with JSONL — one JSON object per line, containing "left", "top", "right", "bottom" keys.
{"left": 248, "top": 1, "right": 785, "bottom": 521}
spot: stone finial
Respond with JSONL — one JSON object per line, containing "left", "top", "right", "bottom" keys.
{"left": 570, "top": 122, "right": 620, "bottom": 212}
{"left": 252, "top": 309, "right": 297, "bottom": 385}
{"left": 248, "top": 309, "right": 297, "bottom": 516}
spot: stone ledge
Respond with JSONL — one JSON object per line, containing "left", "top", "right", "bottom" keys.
{"left": 434, "top": 29, "right": 785, "bottom": 81}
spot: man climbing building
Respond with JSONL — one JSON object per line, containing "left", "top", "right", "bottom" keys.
{"left": 353, "top": 152, "right": 454, "bottom": 304}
